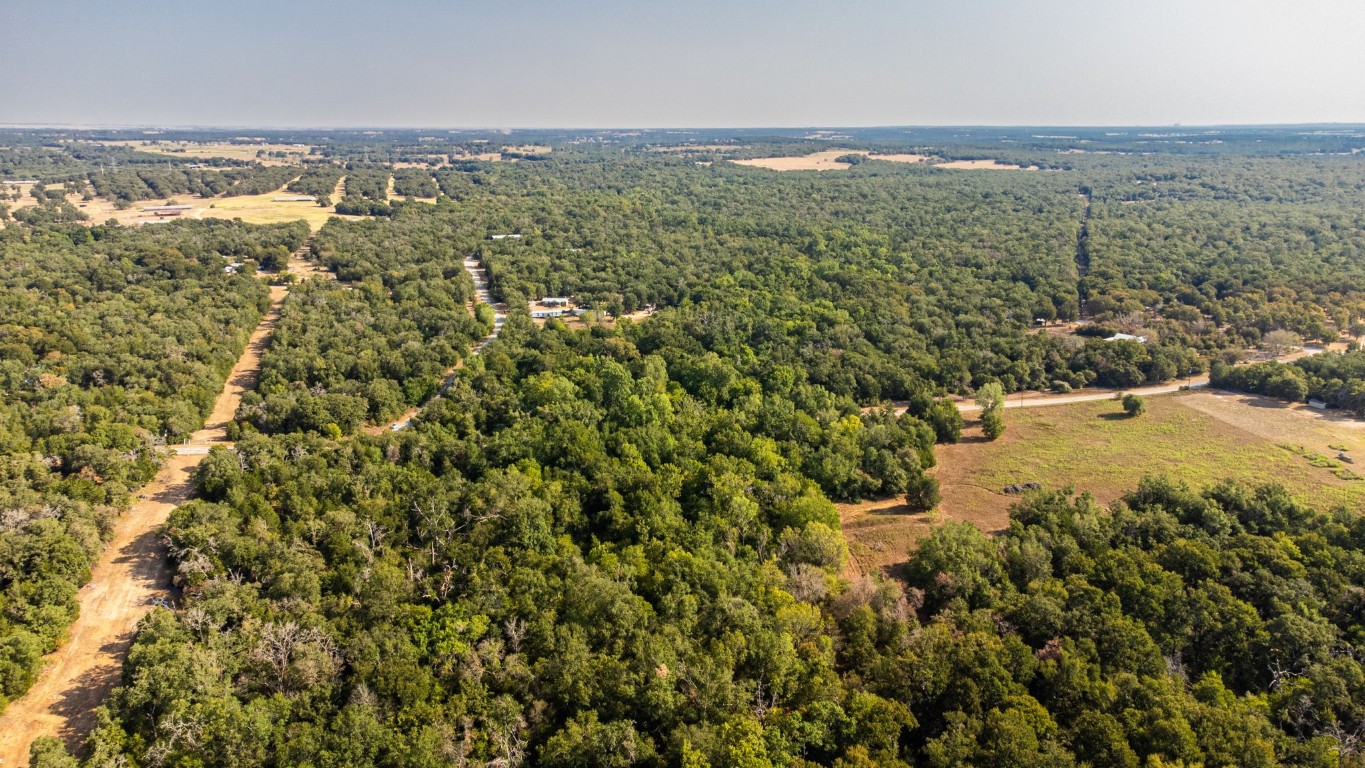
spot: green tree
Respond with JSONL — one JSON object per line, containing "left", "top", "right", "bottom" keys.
{"left": 1121, "top": 393, "right": 1146, "bottom": 417}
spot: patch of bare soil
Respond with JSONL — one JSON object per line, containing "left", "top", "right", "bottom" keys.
{"left": 930, "top": 422, "right": 1018, "bottom": 535}
{"left": 1180, "top": 391, "right": 1365, "bottom": 453}
{"left": 838, "top": 497, "right": 934, "bottom": 579}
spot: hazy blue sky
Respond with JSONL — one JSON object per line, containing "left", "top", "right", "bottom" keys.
{"left": 3, "top": 0, "right": 1363, "bottom": 127}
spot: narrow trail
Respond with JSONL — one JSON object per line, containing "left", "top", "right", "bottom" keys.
{"left": 0, "top": 239, "right": 331, "bottom": 766}
{"left": 367, "top": 256, "right": 506, "bottom": 434}
{"left": 1075, "top": 186, "right": 1092, "bottom": 318}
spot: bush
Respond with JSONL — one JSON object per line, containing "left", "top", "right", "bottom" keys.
{"left": 1122, "top": 393, "right": 1146, "bottom": 417}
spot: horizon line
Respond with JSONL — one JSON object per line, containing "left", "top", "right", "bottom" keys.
{"left": 3, "top": 121, "right": 1365, "bottom": 133}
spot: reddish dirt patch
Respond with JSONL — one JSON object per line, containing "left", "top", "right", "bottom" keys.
{"left": 838, "top": 497, "right": 932, "bottom": 579}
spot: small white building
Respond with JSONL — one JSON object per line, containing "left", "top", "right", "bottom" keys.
{"left": 273, "top": 195, "right": 317, "bottom": 202}
{"left": 490, "top": 234, "right": 523, "bottom": 240}
{"left": 1105, "top": 333, "right": 1148, "bottom": 343}
{"left": 141, "top": 204, "right": 193, "bottom": 213}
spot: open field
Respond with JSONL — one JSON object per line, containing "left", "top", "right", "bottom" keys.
{"left": 96, "top": 140, "right": 313, "bottom": 165}
{"left": 838, "top": 498, "right": 936, "bottom": 579}
{"left": 198, "top": 186, "right": 357, "bottom": 228}
{"left": 733, "top": 150, "right": 929, "bottom": 171}
{"left": 7, "top": 177, "right": 359, "bottom": 229}
{"left": 935, "top": 159, "right": 1038, "bottom": 170}
{"left": 842, "top": 392, "right": 1365, "bottom": 579}
{"left": 937, "top": 393, "right": 1365, "bottom": 520}
{"left": 1181, "top": 390, "right": 1365, "bottom": 453}
{"left": 868, "top": 153, "right": 931, "bottom": 164}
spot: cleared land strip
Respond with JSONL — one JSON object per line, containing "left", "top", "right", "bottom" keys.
{"left": 367, "top": 256, "right": 506, "bottom": 434}
{"left": 0, "top": 283, "right": 291, "bottom": 765}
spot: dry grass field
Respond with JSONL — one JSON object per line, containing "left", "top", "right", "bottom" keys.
{"left": 869, "top": 153, "right": 931, "bottom": 164}
{"left": 841, "top": 392, "right": 1365, "bottom": 579}
{"left": 650, "top": 144, "right": 746, "bottom": 153}
{"left": 198, "top": 188, "right": 357, "bottom": 228}
{"left": 98, "top": 140, "right": 313, "bottom": 165}
{"left": 5, "top": 175, "right": 358, "bottom": 230}
{"left": 935, "top": 159, "right": 1038, "bottom": 170}
{"left": 733, "top": 150, "right": 929, "bottom": 172}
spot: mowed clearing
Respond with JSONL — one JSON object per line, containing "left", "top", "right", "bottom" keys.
{"left": 733, "top": 150, "right": 929, "bottom": 171}
{"left": 935, "top": 159, "right": 1039, "bottom": 170}
{"left": 199, "top": 186, "right": 359, "bottom": 228}
{"left": 842, "top": 392, "right": 1365, "bottom": 579}
{"left": 8, "top": 183, "right": 358, "bottom": 229}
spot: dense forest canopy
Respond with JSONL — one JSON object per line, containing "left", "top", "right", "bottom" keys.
{"left": 0, "top": 217, "right": 306, "bottom": 711}
{"left": 4, "top": 126, "right": 1365, "bottom": 767}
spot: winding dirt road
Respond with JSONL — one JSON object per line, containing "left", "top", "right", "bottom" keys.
{"left": 0, "top": 283, "right": 297, "bottom": 766}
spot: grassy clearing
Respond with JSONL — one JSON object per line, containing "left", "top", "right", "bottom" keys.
{"left": 97, "top": 140, "right": 313, "bottom": 165}
{"left": 936, "top": 393, "right": 1365, "bottom": 517}
{"left": 934, "top": 159, "right": 1039, "bottom": 170}
{"left": 733, "top": 150, "right": 930, "bottom": 172}
{"left": 841, "top": 392, "right": 1365, "bottom": 578}
{"left": 198, "top": 188, "right": 358, "bottom": 228}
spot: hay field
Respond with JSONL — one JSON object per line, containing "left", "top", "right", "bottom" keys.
{"left": 734, "top": 150, "right": 930, "bottom": 171}
{"left": 198, "top": 188, "right": 356, "bottom": 228}
{"left": 935, "top": 159, "right": 1038, "bottom": 170}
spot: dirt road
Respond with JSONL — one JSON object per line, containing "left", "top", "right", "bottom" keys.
{"left": 0, "top": 284, "right": 289, "bottom": 766}
{"left": 367, "top": 256, "right": 506, "bottom": 434}
{"left": 947, "top": 346, "right": 1327, "bottom": 413}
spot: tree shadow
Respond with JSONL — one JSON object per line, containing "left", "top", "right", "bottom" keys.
{"left": 50, "top": 641, "right": 129, "bottom": 756}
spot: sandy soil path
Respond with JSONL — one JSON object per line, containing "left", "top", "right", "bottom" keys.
{"left": 0, "top": 283, "right": 290, "bottom": 766}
